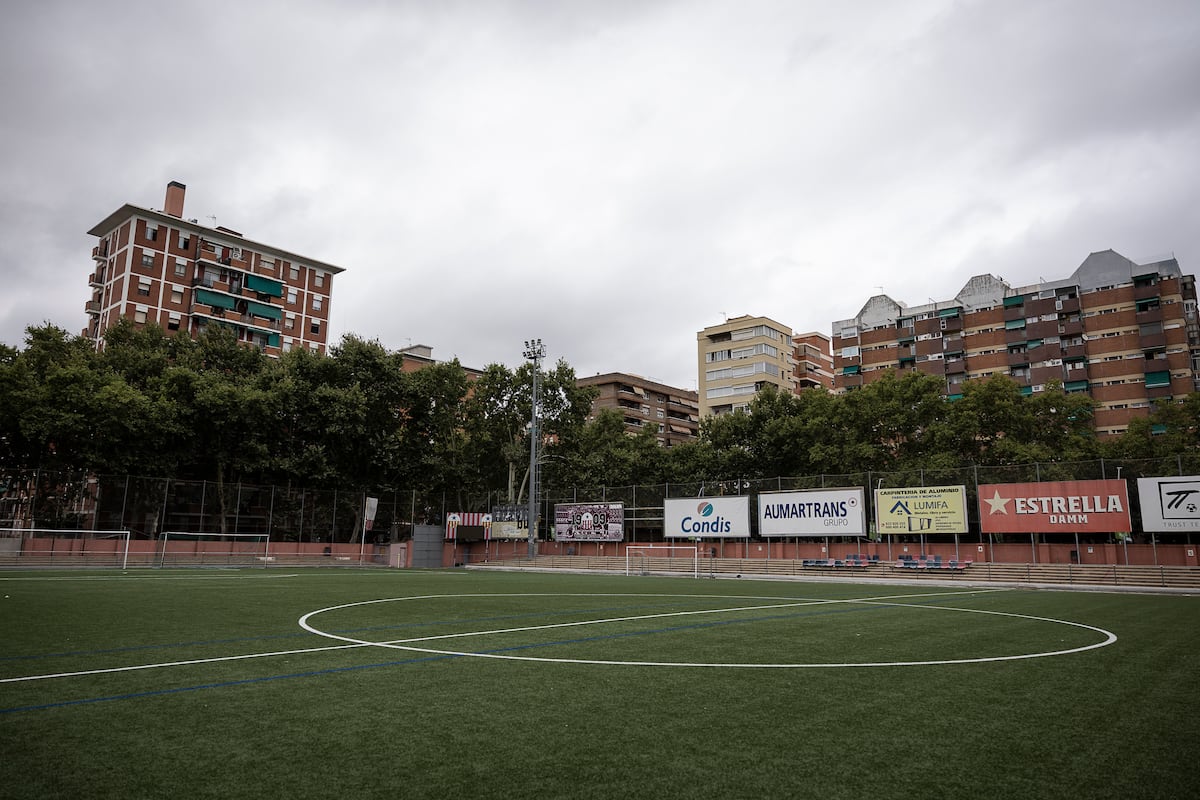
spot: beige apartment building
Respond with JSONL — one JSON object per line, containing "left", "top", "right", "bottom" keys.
{"left": 697, "top": 315, "right": 797, "bottom": 416}
{"left": 576, "top": 373, "right": 699, "bottom": 446}
{"left": 831, "top": 250, "right": 1199, "bottom": 435}
{"left": 85, "top": 181, "right": 344, "bottom": 356}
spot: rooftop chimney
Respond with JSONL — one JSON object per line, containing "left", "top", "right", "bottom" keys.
{"left": 163, "top": 181, "right": 186, "bottom": 217}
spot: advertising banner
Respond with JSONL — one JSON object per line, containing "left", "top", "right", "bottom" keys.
{"left": 553, "top": 503, "right": 624, "bottom": 541}
{"left": 445, "top": 512, "right": 491, "bottom": 541}
{"left": 875, "top": 486, "right": 968, "bottom": 535}
{"left": 1137, "top": 476, "right": 1200, "bottom": 532}
{"left": 489, "top": 504, "right": 530, "bottom": 540}
{"left": 664, "top": 496, "right": 751, "bottom": 538}
{"left": 758, "top": 488, "right": 866, "bottom": 537}
{"left": 978, "top": 480, "right": 1131, "bottom": 534}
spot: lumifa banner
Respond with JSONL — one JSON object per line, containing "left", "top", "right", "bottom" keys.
{"left": 875, "top": 486, "right": 968, "bottom": 535}
{"left": 1137, "top": 476, "right": 1200, "bottom": 532}
{"left": 757, "top": 488, "right": 866, "bottom": 537}
{"left": 978, "top": 480, "right": 1131, "bottom": 534}
{"left": 664, "top": 496, "right": 751, "bottom": 538}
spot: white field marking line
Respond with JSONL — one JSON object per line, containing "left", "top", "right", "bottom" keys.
{"left": 0, "top": 574, "right": 301, "bottom": 582}
{"left": 0, "top": 641, "right": 373, "bottom": 684}
{"left": 300, "top": 589, "right": 1004, "bottom": 648}
{"left": 300, "top": 589, "right": 1117, "bottom": 669}
{"left": 1, "top": 589, "right": 991, "bottom": 684}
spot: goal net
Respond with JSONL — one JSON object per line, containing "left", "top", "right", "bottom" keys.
{"left": 0, "top": 528, "right": 131, "bottom": 569}
{"left": 157, "top": 532, "right": 271, "bottom": 568}
{"left": 625, "top": 545, "right": 699, "bottom": 578}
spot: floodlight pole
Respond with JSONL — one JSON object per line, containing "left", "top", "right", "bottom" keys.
{"left": 524, "top": 339, "right": 546, "bottom": 560}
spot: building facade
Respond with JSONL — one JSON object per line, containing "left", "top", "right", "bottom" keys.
{"left": 697, "top": 315, "right": 796, "bottom": 416}
{"left": 793, "top": 332, "right": 834, "bottom": 390}
{"left": 831, "top": 250, "right": 1199, "bottom": 435}
{"left": 576, "top": 373, "right": 699, "bottom": 446}
{"left": 85, "top": 182, "right": 344, "bottom": 356}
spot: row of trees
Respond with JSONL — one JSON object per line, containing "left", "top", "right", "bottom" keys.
{"left": 2, "top": 322, "right": 1198, "bottom": 507}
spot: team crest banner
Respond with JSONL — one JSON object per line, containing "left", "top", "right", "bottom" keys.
{"left": 978, "top": 480, "right": 1130, "bottom": 534}
{"left": 553, "top": 503, "right": 624, "bottom": 541}
{"left": 875, "top": 486, "right": 968, "bottom": 535}
{"left": 445, "top": 512, "right": 491, "bottom": 540}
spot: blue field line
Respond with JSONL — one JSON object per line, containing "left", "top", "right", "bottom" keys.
{"left": 0, "top": 598, "right": 728, "bottom": 664}
{"left": 0, "top": 600, "right": 914, "bottom": 715}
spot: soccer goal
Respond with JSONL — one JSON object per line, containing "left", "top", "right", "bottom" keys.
{"left": 0, "top": 528, "right": 132, "bottom": 569}
{"left": 625, "top": 545, "right": 699, "bottom": 579}
{"left": 157, "top": 532, "right": 271, "bottom": 568}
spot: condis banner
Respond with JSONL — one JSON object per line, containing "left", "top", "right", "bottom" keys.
{"left": 978, "top": 480, "right": 1131, "bottom": 534}
{"left": 875, "top": 486, "right": 968, "bottom": 535}
{"left": 664, "top": 496, "right": 751, "bottom": 538}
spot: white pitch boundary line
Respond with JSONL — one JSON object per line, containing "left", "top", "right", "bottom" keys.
{"left": 2, "top": 589, "right": 991, "bottom": 684}
{"left": 7, "top": 588, "right": 1112, "bottom": 681}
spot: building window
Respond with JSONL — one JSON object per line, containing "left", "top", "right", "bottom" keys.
{"left": 174, "top": 260, "right": 186, "bottom": 277}
{"left": 134, "top": 308, "right": 147, "bottom": 324}
{"left": 285, "top": 314, "right": 295, "bottom": 330}
{"left": 178, "top": 234, "right": 190, "bottom": 250}
{"left": 282, "top": 340, "right": 293, "bottom": 353}
{"left": 167, "top": 314, "right": 180, "bottom": 331}
{"left": 141, "top": 252, "right": 155, "bottom": 268}
{"left": 290, "top": 265, "right": 299, "bottom": 281}
{"left": 310, "top": 320, "right": 321, "bottom": 335}
{"left": 312, "top": 296, "right": 323, "bottom": 311}
{"left": 287, "top": 288, "right": 298, "bottom": 305}
{"left": 170, "top": 288, "right": 183, "bottom": 304}
{"left": 146, "top": 224, "right": 158, "bottom": 242}
{"left": 315, "top": 271, "right": 325, "bottom": 288}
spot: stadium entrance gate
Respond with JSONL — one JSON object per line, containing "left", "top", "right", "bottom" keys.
{"left": 411, "top": 525, "right": 444, "bottom": 568}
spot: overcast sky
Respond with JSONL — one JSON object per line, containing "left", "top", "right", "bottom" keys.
{"left": 3, "top": 0, "right": 1199, "bottom": 389}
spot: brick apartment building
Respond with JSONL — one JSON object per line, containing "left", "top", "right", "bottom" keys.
{"left": 576, "top": 373, "right": 699, "bottom": 446}
{"left": 85, "top": 181, "right": 344, "bottom": 356}
{"left": 793, "top": 332, "right": 835, "bottom": 390}
{"left": 831, "top": 250, "right": 1199, "bottom": 435}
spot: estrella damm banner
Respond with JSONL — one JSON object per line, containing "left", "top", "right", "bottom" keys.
{"left": 875, "top": 486, "right": 968, "bottom": 535}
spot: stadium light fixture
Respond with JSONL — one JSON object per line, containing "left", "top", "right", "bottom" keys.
{"left": 523, "top": 339, "right": 546, "bottom": 559}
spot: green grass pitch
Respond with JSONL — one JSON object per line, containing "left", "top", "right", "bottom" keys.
{"left": 2, "top": 568, "right": 1198, "bottom": 800}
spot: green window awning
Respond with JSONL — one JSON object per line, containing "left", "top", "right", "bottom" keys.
{"left": 195, "top": 288, "right": 236, "bottom": 310}
{"left": 245, "top": 300, "right": 282, "bottom": 321}
{"left": 1065, "top": 379, "right": 1089, "bottom": 392}
{"left": 937, "top": 307, "right": 961, "bottom": 317}
{"left": 1003, "top": 295, "right": 1025, "bottom": 307}
{"left": 246, "top": 274, "right": 284, "bottom": 297}
{"left": 1005, "top": 318, "right": 1026, "bottom": 330}
{"left": 1145, "top": 370, "right": 1171, "bottom": 388}
{"left": 842, "top": 365, "right": 861, "bottom": 375}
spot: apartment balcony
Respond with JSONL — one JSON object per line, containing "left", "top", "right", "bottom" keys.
{"left": 1058, "top": 319, "right": 1083, "bottom": 337}
{"left": 1060, "top": 344, "right": 1086, "bottom": 361}
{"left": 1134, "top": 281, "right": 1161, "bottom": 301}
{"left": 91, "top": 244, "right": 108, "bottom": 262}
{"left": 1056, "top": 297, "right": 1080, "bottom": 314}
{"left": 88, "top": 270, "right": 104, "bottom": 287}
{"left": 1140, "top": 332, "right": 1167, "bottom": 349}
{"left": 85, "top": 300, "right": 100, "bottom": 316}
{"left": 1136, "top": 306, "right": 1164, "bottom": 324}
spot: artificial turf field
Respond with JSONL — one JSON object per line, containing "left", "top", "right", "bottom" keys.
{"left": 1, "top": 568, "right": 1197, "bottom": 800}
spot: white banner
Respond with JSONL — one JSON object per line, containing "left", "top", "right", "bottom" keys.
{"left": 1137, "top": 476, "right": 1200, "bottom": 532}
{"left": 758, "top": 488, "right": 866, "bottom": 537}
{"left": 664, "top": 496, "right": 751, "bottom": 538}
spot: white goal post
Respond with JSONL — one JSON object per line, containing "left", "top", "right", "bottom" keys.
{"left": 158, "top": 531, "right": 271, "bottom": 567}
{"left": 625, "top": 545, "right": 700, "bottom": 579}
{"left": 0, "top": 528, "right": 131, "bottom": 569}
